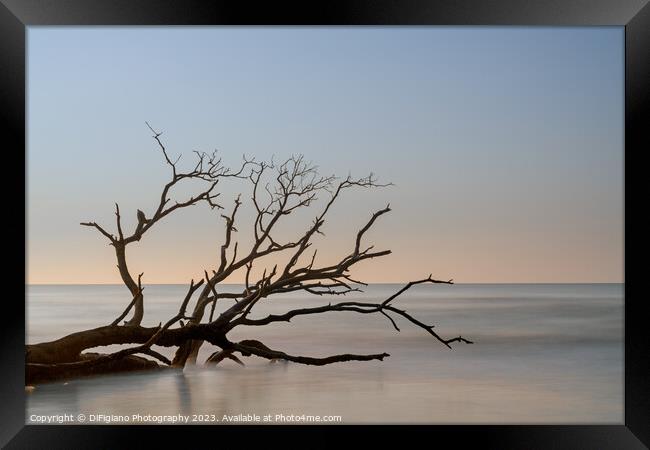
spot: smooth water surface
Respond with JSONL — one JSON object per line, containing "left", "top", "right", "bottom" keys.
{"left": 26, "top": 283, "right": 623, "bottom": 424}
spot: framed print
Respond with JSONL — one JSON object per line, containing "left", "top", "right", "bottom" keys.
{"left": 1, "top": 0, "right": 648, "bottom": 448}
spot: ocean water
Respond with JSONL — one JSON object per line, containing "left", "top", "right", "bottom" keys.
{"left": 26, "top": 283, "right": 623, "bottom": 424}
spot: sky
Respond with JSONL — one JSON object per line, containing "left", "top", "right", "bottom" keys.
{"left": 27, "top": 27, "right": 624, "bottom": 284}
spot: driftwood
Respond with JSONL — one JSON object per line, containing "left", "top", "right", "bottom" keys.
{"left": 27, "top": 125, "right": 472, "bottom": 384}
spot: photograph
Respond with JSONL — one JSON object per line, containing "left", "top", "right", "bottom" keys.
{"left": 23, "top": 26, "right": 625, "bottom": 426}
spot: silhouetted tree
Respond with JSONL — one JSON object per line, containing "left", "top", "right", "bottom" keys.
{"left": 26, "top": 125, "right": 472, "bottom": 384}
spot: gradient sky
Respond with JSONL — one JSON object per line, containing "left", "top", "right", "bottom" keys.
{"left": 27, "top": 27, "right": 624, "bottom": 284}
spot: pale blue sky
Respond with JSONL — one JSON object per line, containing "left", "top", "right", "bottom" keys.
{"left": 27, "top": 27, "right": 624, "bottom": 283}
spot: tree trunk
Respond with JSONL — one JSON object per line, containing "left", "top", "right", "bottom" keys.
{"left": 25, "top": 324, "right": 229, "bottom": 383}
{"left": 27, "top": 353, "right": 162, "bottom": 385}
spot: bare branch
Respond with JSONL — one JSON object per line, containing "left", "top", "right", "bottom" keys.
{"left": 111, "top": 272, "right": 144, "bottom": 326}
{"left": 146, "top": 121, "right": 177, "bottom": 177}
{"left": 137, "top": 348, "right": 172, "bottom": 366}
{"left": 205, "top": 349, "right": 245, "bottom": 366}
{"left": 114, "top": 203, "right": 124, "bottom": 241}
{"left": 232, "top": 340, "right": 389, "bottom": 366}
{"left": 80, "top": 221, "right": 115, "bottom": 242}
{"left": 218, "top": 196, "right": 241, "bottom": 273}
{"left": 230, "top": 277, "right": 471, "bottom": 350}
{"left": 205, "top": 270, "right": 219, "bottom": 323}
{"left": 354, "top": 205, "right": 391, "bottom": 255}
{"left": 381, "top": 275, "right": 453, "bottom": 307}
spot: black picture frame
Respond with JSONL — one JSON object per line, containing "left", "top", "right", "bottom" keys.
{"left": 1, "top": 1, "right": 647, "bottom": 448}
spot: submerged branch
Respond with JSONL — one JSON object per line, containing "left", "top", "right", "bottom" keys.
{"left": 232, "top": 340, "right": 390, "bottom": 366}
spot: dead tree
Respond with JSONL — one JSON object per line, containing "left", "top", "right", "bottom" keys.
{"left": 26, "top": 125, "right": 472, "bottom": 384}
